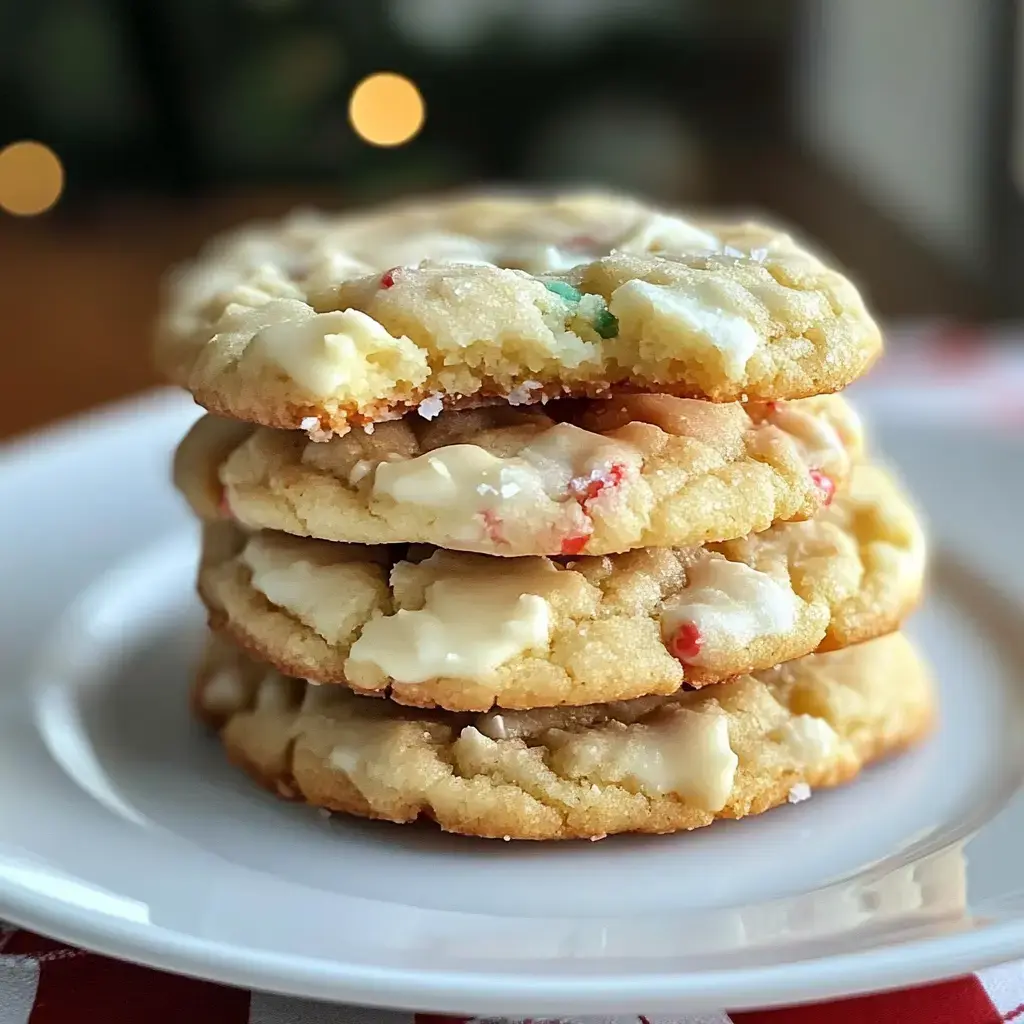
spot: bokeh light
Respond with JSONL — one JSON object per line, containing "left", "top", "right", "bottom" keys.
{"left": 0, "top": 141, "right": 65, "bottom": 216}
{"left": 348, "top": 73, "right": 425, "bottom": 147}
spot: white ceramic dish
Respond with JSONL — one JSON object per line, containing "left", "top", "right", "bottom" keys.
{"left": 1, "top": 388, "right": 1023, "bottom": 1017}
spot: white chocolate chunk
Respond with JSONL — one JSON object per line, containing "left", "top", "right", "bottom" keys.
{"left": 372, "top": 444, "right": 549, "bottom": 510}
{"left": 301, "top": 248, "right": 374, "bottom": 301}
{"left": 616, "top": 212, "right": 720, "bottom": 254}
{"left": 768, "top": 402, "right": 849, "bottom": 474}
{"left": 610, "top": 279, "right": 759, "bottom": 380}
{"left": 776, "top": 715, "right": 840, "bottom": 766}
{"left": 247, "top": 306, "right": 424, "bottom": 398}
{"left": 370, "top": 424, "right": 637, "bottom": 509}
{"left": 366, "top": 424, "right": 640, "bottom": 548}
{"left": 241, "top": 536, "right": 384, "bottom": 646}
{"left": 546, "top": 708, "right": 738, "bottom": 811}
{"left": 519, "top": 422, "right": 639, "bottom": 497}
{"left": 661, "top": 558, "right": 800, "bottom": 665}
{"left": 498, "top": 241, "right": 595, "bottom": 273}
{"left": 329, "top": 743, "right": 362, "bottom": 776}
{"left": 347, "top": 559, "right": 574, "bottom": 683}
{"left": 200, "top": 669, "right": 250, "bottom": 715}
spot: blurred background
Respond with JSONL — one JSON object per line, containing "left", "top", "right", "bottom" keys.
{"left": 0, "top": 0, "right": 1017, "bottom": 437}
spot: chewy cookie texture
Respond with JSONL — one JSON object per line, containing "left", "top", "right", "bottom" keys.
{"left": 158, "top": 190, "right": 930, "bottom": 839}
{"left": 193, "top": 631, "right": 934, "bottom": 840}
{"left": 156, "top": 192, "right": 882, "bottom": 435}
{"left": 195, "top": 464, "right": 924, "bottom": 711}
{"left": 176, "top": 393, "right": 862, "bottom": 558}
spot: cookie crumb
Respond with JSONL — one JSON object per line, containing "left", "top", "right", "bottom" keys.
{"left": 300, "top": 416, "right": 334, "bottom": 442}
{"left": 318, "top": 808, "right": 332, "bottom": 819}
{"left": 507, "top": 380, "right": 543, "bottom": 406}
{"left": 418, "top": 394, "right": 444, "bottom": 420}
{"left": 787, "top": 783, "right": 812, "bottom": 804}
{"left": 502, "top": 835, "right": 511, "bottom": 842}
{"left": 363, "top": 422, "right": 375, "bottom": 434}
{"left": 589, "top": 833, "right": 607, "bottom": 841}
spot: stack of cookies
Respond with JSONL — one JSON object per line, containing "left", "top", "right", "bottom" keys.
{"left": 158, "top": 193, "right": 931, "bottom": 840}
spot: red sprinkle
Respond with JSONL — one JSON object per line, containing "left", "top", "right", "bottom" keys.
{"left": 572, "top": 461, "right": 629, "bottom": 507}
{"left": 217, "top": 490, "right": 232, "bottom": 518}
{"left": 481, "top": 509, "right": 505, "bottom": 544}
{"left": 560, "top": 533, "right": 590, "bottom": 556}
{"left": 669, "top": 623, "right": 703, "bottom": 662}
{"left": 380, "top": 267, "right": 399, "bottom": 289}
{"left": 565, "top": 234, "right": 597, "bottom": 250}
{"left": 809, "top": 469, "right": 835, "bottom": 506}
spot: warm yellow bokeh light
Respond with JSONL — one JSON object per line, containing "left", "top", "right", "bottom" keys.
{"left": 348, "top": 73, "right": 425, "bottom": 147}
{"left": 0, "top": 141, "right": 65, "bottom": 216}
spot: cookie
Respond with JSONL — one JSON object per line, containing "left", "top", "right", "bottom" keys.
{"left": 155, "top": 192, "right": 881, "bottom": 435}
{"left": 192, "top": 631, "right": 934, "bottom": 840}
{"left": 176, "top": 393, "right": 862, "bottom": 556}
{"left": 196, "top": 464, "right": 924, "bottom": 710}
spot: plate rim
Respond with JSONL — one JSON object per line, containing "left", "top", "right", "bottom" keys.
{"left": 3, "top": 389, "right": 1024, "bottom": 1015}
{"left": 0, "top": 876, "right": 1022, "bottom": 1015}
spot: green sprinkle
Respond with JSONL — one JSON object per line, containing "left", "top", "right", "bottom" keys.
{"left": 592, "top": 307, "right": 619, "bottom": 339}
{"left": 544, "top": 280, "right": 582, "bottom": 303}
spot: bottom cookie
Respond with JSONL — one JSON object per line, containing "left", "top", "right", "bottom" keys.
{"left": 193, "top": 632, "right": 934, "bottom": 841}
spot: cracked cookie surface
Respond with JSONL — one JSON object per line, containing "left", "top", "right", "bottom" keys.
{"left": 175, "top": 393, "right": 862, "bottom": 557}
{"left": 156, "top": 192, "right": 881, "bottom": 434}
{"left": 193, "top": 631, "right": 934, "bottom": 840}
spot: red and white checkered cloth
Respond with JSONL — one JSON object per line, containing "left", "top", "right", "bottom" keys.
{"left": 2, "top": 927, "right": 1024, "bottom": 1023}
{"left": 4, "top": 324, "right": 1023, "bottom": 1023}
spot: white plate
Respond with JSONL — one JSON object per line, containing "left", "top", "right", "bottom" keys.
{"left": 2, "top": 388, "right": 1024, "bottom": 1017}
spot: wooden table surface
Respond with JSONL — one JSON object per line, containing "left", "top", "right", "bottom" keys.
{"left": 0, "top": 193, "right": 324, "bottom": 441}
{"left": 0, "top": 170, "right": 982, "bottom": 442}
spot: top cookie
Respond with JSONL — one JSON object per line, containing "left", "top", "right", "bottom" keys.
{"left": 155, "top": 193, "right": 881, "bottom": 434}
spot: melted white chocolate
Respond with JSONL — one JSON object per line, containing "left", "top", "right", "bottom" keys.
{"left": 347, "top": 558, "right": 574, "bottom": 683}
{"left": 365, "top": 423, "right": 640, "bottom": 547}
{"left": 241, "top": 537, "right": 383, "bottom": 646}
{"left": 547, "top": 707, "right": 738, "bottom": 811}
{"left": 615, "top": 212, "right": 720, "bottom": 254}
{"left": 247, "top": 305, "right": 419, "bottom": 397}
{"left": 499, "top": 241, "right": 596, "bottom": 273}
{"left": 372, "top": 444, "right": 549, "bottom": 510}
{"left": 519, "top": 422, "right": 639, "bottom": 496}
{"left": 661, "top": 558, "right": 800, "bottom": 665}
{"left": 768, "top": 403, "right": 848, "bottom": 474}
{"left": 609, "top": 278, "right": 760, "bottom": 380}
{"left": 776, "top": 715, "right": 840, "bottom": 765}
{"left": 200, "top": 669, "right": 250, "bottom": 715}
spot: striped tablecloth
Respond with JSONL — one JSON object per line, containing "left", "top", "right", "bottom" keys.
{"left": 5, "top": 324, "right": 1023, "bottom": 1023}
